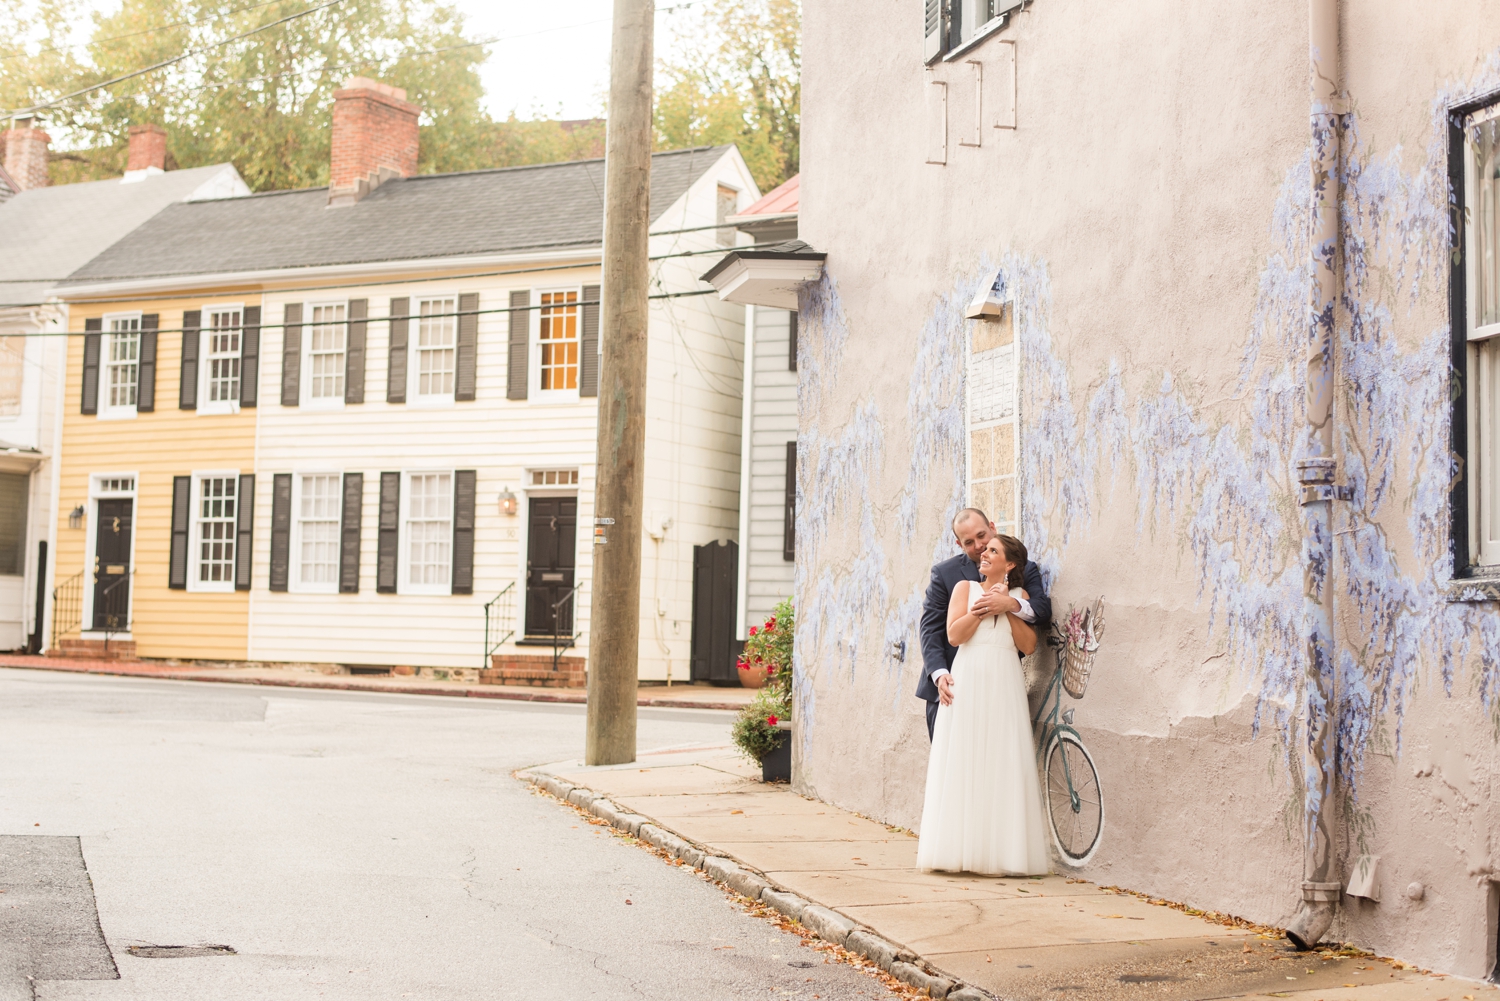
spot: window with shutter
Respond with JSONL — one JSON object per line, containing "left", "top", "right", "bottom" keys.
{"left": 81, "top": 318, "right": 102, "bottom": 415}
{"left": 199, "top": 307, "right": 242, "bottom": 414}
{"left": 387, "top": 298, "right": 409, "bottom": 403}
{"left": 137, "top": 314, "right": 158, "bottom": 412}
{"left": 924, "top": 0, "right": 946, "bottom": 63}
{"left": 235, "top": 473, "right": 255, "bottom": 590}
{"left": 412, "top": 297, "right": 457, "bottom": 401}
{"left": 1459, "top": 104, "right": 1500, "bottom": 569}
{"left": 507, "top": 290, "right": 530, "bottom": 400}
{"left": 788, "top": 310, "right": 798, "bottom": 372}
{"left": 280, "top": 303, "right": 302, "bottom": 406}
{"left": 306, "top": 303, "right": 347, "bottom": 404}
{"left": 340, "top": 472, "right": 363, "bottom": 593}
{"left": 451, "top": 469, "right": 476, "bottom": 594}
{"left": 377, "top": 471, "right": 400, "bottom": 593}
{"left": 580, "top": 284, "right": 600, "bottom": 397}
{"left": 190, "top": 473, "right": 239, "bottom": 592}
{"left": 240, "top": 306, "right": 260, "bottom": 407}
{"left": 783, "top": 440, "right": 796, "bottom": 562}
{"left": 292, "top": 473, "right": 340, "bottom": 592}
{"left": 269, "top": 473, "right": 291, "bottom": 592}
{"left": 535, "top": 289, "right": 580, "bottom": 398}
{"left": 169, "top": 475, "right": 191, "bottom": 589}
{"left": 403, "top": 471, "right": 453, "bottom": 594}
{"left": 179, "top": 310, "right": 200, "bottom": 410}
{"left": 345, "top": 299, "right": 367, "bottom": 404}
{"left": 101, "top": 313, "right": 142, "bottom": 417}
{"left": 456, "top": 293, "right": 478, "bottom": 401}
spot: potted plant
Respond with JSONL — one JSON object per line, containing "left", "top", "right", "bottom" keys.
{"left": 731, "top": 599, "right": 793, "bottom": 782}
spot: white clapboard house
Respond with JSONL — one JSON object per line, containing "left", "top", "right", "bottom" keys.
{"left": 56, "top": 79, "right": 758, "bottom": 682}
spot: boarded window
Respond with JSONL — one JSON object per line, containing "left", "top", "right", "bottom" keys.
{"left": 0, "top": 337, "right": 24, "bottom": 416}
{"left": 0, "top": 472, "right": 27, "bottom": 575}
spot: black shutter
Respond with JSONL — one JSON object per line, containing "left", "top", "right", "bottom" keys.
{"left": 280, "top": 303, "right": 302, "bottom": 406}
{"left": 240, "top": 306, "right": 260, "bottom": 407}
{"left": 81, "top": 318, "right": 102, "bottom": 414}
{"left": 340, "top": 472, "right": 363, "bottom": 593}
{"left": 169, "top": 475, "right": 191, "bottom": 589}
{"left": 269, "top": 473, "right": 291, "bottom": 592}
{"left": 234, "top": 473, "right": 254, "bottom": 591}
{"left": 456, "top": 293, "right": 478, "bottom": 402}
{"left": 376, "top": 472, "right": 400, "bottom": 593}
{"left": 179, "top": 310, "right": 200, "bottom": 409}
{"left": 137, "top": 314, "right": 158, "bottom": 411}
{"left": 788, "top": 310, "right": 798, "bottom": 372}
{"left": 345, "top": 299, "right": 367, "bottom": 404}
{"left": 387, "top": 298, "right": 409, "bottom": 403}
{"left": 783, "top": 440, "right": 796, "bottom": 562}
{"left": 451, "top": 469, "right": 476, "bottom": 595}
{"left": 580, "top": 284, "right": 600, "bottom": 397}
{"left": 507, "top": 290, "right": 529, "bottom": 400}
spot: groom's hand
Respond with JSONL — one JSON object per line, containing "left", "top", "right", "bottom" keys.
{"left": 972, "top": 590, "right": 1019, "bottom": 617}
{"left": 937, "top": 674, "right": 955, "bottom": 706}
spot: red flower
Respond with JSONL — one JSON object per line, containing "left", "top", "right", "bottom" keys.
{"left": 736, "top": 659, "right": 747, "bottom": 669}
{"left": 754, "top": 654, "right": 763, "bottom": 663}
{"left": 766, "top": 715, "right": 779, "bottom": 726}
{"left": 765, "top": 618, "right": 776, "bottom": 631}
{"left": 749, "top": 626, "right": 758, "bottom": 636}
{"left": 766, "top": 664, "right": 777, "bottom": 674}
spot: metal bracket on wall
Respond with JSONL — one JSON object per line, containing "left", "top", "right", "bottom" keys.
{"left": 993, "top": 39, "right": 1017, "bottom": 131}
{"left": 959, "top": 61, "right": 983, "bottom": 147}
{"left": 1300, "top": 484, "right": 1354, "bottom": 505}
{"left": 926, "top": 75, "right": 948, "bottom": 165}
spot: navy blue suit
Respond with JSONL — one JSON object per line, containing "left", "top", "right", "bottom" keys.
{"left": 917, "top": 553, "right": 1051, "bottom": 740}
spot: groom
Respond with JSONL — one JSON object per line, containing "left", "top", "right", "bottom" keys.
{"left": 917, "top": 507, "right": 1052, "bottom": 741}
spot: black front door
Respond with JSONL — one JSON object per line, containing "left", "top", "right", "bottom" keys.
{"left": 525, "top": 497, "right": 576, "bottom": 638}
{"left": 93, "top": 499, "right": 132, "bottom": 631}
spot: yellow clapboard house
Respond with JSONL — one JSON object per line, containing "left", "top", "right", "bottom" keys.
{"left": 52, "top": 295, "right": 261, "bottom": 660}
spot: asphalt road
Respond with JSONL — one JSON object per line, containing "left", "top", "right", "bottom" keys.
{"left": 0, "top": 668, "right": 899, "bottom": 1001}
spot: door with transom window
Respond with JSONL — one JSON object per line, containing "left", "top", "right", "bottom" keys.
{"left": 525, "top": 497, "right": 576, "bottom": 638}
{"left": 92, "top": 499, "right": 132, "bottom": 630}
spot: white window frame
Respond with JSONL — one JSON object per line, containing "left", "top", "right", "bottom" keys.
{"left": 409, "top": 294, "right": 459, "bottom": 407}
{"left": 398, "top": 469, "right": 454, "bottom": 596}
{"left": 290, "top": 471, "right": 342, "bottom": 594}
{"left": 197, "top": 304, "right": 243, "bottom": 416}
{"left": 531, "top": 286, "right": 582, "bottom": 403}
{"left": 188, "top": 469, "right": 240, "bottom": 593}
{"left": 1465, "top": 105, "right": 1500, "bottom": 569}
{"left": 0, "top": 332, "right": 27, "bottom": 421}
{"left": 100, "top": 311, "right": 143, "bottom": 420}
{"left": 79, "top": 471, "right": 139, "bottom": 638}
{"left": 302, "top": 301, "right": 348, "bottom": 408}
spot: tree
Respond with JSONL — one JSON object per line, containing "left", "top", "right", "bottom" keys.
{"left": 653, "top": 0, "right": 799, "bottom": 192}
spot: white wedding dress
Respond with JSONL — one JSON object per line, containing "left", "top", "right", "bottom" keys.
{"left": 916, "top": 582, "right": 1050, "bottom": 875}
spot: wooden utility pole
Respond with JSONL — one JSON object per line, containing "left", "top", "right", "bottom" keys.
{"left": 586, "top": 0, "right": 653, "bottom": 765}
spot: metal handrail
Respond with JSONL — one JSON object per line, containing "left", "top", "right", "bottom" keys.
{"left": 51, "top": 570, "right": 84, "bottom": 651}
{"left": 551, "top": 582, "right": 584, "bottom": 673}
{"left": 482, "top": 582, "right": 517, "bottom": 670}
{"left": 99, "top": 570, "right": 133, "bottom": 653}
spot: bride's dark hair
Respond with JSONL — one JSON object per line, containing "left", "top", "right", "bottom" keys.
{"left": 997, "top": 534, "right": 1027, "bottom": 589}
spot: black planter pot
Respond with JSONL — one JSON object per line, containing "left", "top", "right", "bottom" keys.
{"left": 761, "top": 731, "right": 791, "bottom": 782}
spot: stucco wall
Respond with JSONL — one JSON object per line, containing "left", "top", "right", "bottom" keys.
{"left": 799, "top": 0, "right": 1500, "bottom": 978}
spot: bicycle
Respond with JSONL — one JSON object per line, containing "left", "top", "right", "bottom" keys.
{"left": 1033, "top": 606, "right": 1106, "bottom": 866}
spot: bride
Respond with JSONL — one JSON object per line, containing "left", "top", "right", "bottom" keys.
{"left": 916, "top": 533, "right": 1050, "bottom": 875}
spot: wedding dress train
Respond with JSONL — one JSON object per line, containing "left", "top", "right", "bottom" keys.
{"left": 916, "top": 583, "right": 1050, "bottom": 875}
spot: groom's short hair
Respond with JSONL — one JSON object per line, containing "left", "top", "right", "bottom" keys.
{"left": 952, "top": 507, "right": 991, "bottom": 534}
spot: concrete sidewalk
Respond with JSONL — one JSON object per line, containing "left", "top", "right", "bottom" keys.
{"left": 0, "top": 655, "right": 754, "bottom": 710}
{"left": 525, "top": 747, "right": 1494, "bottom": 1001}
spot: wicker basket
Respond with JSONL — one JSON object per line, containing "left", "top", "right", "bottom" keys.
{"left": 1062, "top": 642, "right": 1097, "bottom": 699}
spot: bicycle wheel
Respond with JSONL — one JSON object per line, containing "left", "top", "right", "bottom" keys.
{"left": 1044, "top": 731, "right": 1104, "bottom": 865}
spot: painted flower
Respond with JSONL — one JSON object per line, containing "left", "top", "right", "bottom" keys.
{"left": 766, "top": 715, "right": 779, "bottom": 727}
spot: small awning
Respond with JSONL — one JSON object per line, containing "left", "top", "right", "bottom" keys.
{"left": 0, "top": 440, "right": 42, "bottom": 472}
{"left": 700, "top": 239, "right": 825, "bottom": 310}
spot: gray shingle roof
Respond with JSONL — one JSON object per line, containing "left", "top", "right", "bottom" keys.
{"left": 64, "top": 146, "right": 733, "bottom": 285}
{"left": 0, "top": 164, "right": 246, "bottom": 306}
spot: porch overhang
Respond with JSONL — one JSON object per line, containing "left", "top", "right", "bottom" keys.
{"left": 700, "top": 240, "right": 825, "bottom": 310}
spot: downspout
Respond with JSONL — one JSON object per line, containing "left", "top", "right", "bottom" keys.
{"left": 1286, "top": 0, "right": 1346, "bottom": 952}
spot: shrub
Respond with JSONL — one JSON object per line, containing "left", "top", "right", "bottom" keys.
{"left": 732, "top": 598, "right": 793, "bottom": 764}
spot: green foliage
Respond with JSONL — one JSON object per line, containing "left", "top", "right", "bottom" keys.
{"left": 731, "top": 597, "right": 793, "bottom": 765}
{"left": 654, "top": 0, "right": 799, "bottom": 191}
{"left": 1, "top": 0, "right": 609, "bottom": 191}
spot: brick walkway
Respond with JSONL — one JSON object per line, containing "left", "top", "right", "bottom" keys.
{"left": 0, "top": 655, "right": 755, "bottom": 710}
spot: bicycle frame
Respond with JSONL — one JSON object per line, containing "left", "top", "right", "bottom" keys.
{"left": 1032, "top": 658, "right": 1086, "bottom": 813}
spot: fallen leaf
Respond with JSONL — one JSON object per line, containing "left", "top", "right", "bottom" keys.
{"left": 625, "top": 900, "right": 633, "bottom": 905}
{"left": 730, "top": 810, "right": 744, "bottom": 815}
{"left": 985, "top": 956, "right": 992, "bottom": 963}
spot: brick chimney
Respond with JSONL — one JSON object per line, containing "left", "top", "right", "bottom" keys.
{"left": 2, "top": 118, "right": 51, "bottom": 191}
{"left": 126, "top": 124, "right": 168, "bottom": 174}
{"left": 328, "top": 77, "right": 420, "bottom": 207}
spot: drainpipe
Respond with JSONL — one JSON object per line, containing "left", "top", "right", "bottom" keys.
{"left": 1286, "top": 0, "right": 1346, "bottom": 953}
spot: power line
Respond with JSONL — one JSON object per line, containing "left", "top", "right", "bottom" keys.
{"left": 2, "top": 0, "right": 346, "bottom": 120}
{"left": 0, "top": 0, "right": 289, "bottom": 65}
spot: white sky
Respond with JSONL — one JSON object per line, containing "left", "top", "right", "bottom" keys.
{"left": 454, "top": 0, "right": 705, "bottom": 120}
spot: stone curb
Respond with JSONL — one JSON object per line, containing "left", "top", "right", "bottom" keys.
{"left": 520, "top": 769, "right": 979, "bottom": 999}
